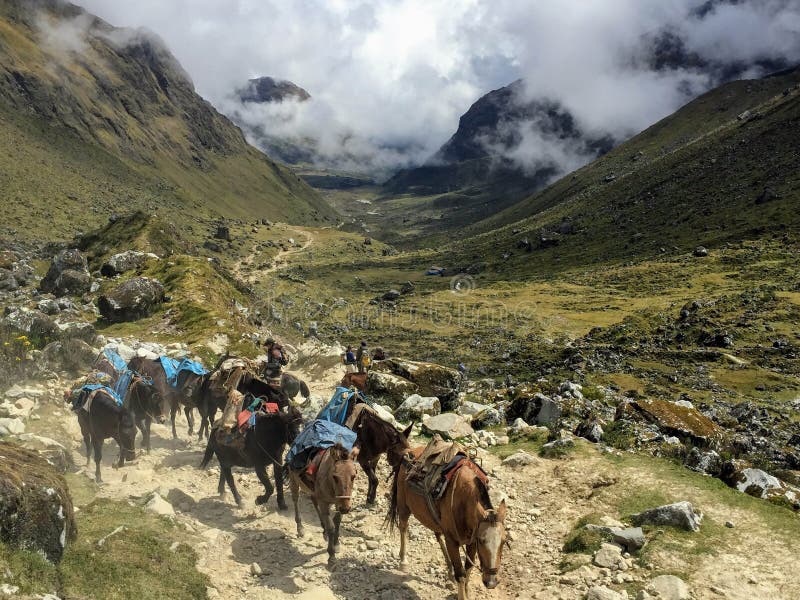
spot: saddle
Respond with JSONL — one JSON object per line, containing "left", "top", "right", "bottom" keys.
{"left": 404, "top": 435, "right": 488, "bottom": 526}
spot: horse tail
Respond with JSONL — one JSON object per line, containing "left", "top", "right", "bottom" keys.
{"left": 384, "top": 466, "right": 401, "bottom": 533}
{"left": 299, "top": 379, "right": 310, "bottom": 399}
{"left": 199, "top": 433, "right": 216, "bottom": 469}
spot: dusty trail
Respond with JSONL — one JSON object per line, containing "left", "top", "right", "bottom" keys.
{"left": 233, "top": 228, "right": 315, "bottom": 284}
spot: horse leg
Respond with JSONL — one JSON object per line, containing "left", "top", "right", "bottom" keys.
{"left": 320, "top": 503, "right": 336, "bottom": 565}
{"left": 398, "top": 508, "right": 411, "bottom": 572}
{"left": 464, "top": 542, "right": 477, "bottom": 598}
{"left": 273, "top": 462, "right": 288, "bottom": 511}
{"left": 332, "top": 510, "right": 342, "bottom": 556}
{"left": 311, "top": 496, "right": 327, "bottom": 540}
{"left": 436, "top": 533, "right": 455, "bottom": 581}
{"left": 254, "top": 463, "right": 274, "bottom": 506}
{"left": 218, "top": 470, "right": 227, "bottom": 500}
{"left": 83, "top": 431, "right": 92, "bottom": 467}
{"left": 290, "top": 477, "right": 304, "bottom": 537}
{"left": 92, "top": 437, "right": 104, "bottom": 484}
{"left": 184, "top": 405, "right": 194, "bottom": 437}
{"left": 361, "top": 457, "right": 379, "bottom": 505}
{"left": 170, "top": 399, "right": 179, "bottom": 440}
{"left": 443, "top": 537, "right": 468, "bottom": 600}
{"left": 223, "top": 466, "right": 243, "bottom": 508}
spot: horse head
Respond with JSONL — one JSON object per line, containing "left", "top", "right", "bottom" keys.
{"left": 328, "top": 444, "right": 359, "bottom": 514}
{"left": 385, "top": 421, "right": 413, "bottom": 469}
{"left": 475, "top": 499, "right": 507, "bottom": 589}
{"left": 131, "top": 376, "right": 165, "bottom": 424}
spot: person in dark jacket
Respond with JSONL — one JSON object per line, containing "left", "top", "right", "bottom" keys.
{"left": 343, "top": 345, "right": 357, "bottom": 373}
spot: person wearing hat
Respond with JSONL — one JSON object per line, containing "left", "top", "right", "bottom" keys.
{"left": 356, "top": 340, "right": 370, "bottom": 373}
{"left": 262, "top": 338, "right": 288, "bottom": 379}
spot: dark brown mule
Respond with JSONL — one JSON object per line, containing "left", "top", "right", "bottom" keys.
{"left": 340, "top": 372, "right": 367, "bottom": 391}
{"left": 350, "top": 408, "right": 413, "bottom": 504}
{"left": 128, "top": 356, "right": 206, "bottom": 439}
{"left": 387, "top": 447, "right": 508, "bottom": 600}
{"left": 74, "top": 380, "right": 154, "bottom": 483}
{"left": 289, "top": 444, "right": 359, "bottom": 566}
{"left": 199, "top": 404, "right": 302, "bottom": 509}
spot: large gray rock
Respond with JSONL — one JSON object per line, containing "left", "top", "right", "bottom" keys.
{"left": 471, "top": 406, "right": 504, "bottom": 429}
{"left": 648, "top": 575, "right": 690, "bottom": 600}
{"left": 97, "top": 276, "right": 165, "bottom": 322}
{"left": 57, "top": 321, "right": 97, "bottom": 345}
{"left": 734, "top": 467, "right": 798, "bottom": 502}
{"left": 41, "top": 338, "right": 96, "bottom": 375}
{"left": 421, "top": 413, "right": 474, "bottom": 440}
{"left": 585, "top": 524, "right": 646, "bottom": 553}
{"left": 0, "top": 442, "right": 77, "bottom": 562}
{"left": 395, "top": 394, "right": 440, "bottom": 422}
{"left": 575, "top": 417, "right": 604, "bottom": 443}
{"left": 100, "top": 250, "right": 157, "bottom": 277}
{"left": 372, "top": 358, "right": 460, "bottom": 409}
{"left": 40, "top": 249, "right": 91, "bottom": 296}
{"left": 684, "top": 447, "right": 722, "bottom": 475}
{"left": 365, "top": 371, "right": 418, "bottom": 408}
{"left": 593, "top": 542, "right": 624, "bottom": 569}
{"left": 631, "top": 501, "right": 702, "bottom": 532}
{"left": 501, "top": 451, "right": 536, "bottom": 468}
{"left": 507, "top": 392, "right": 562, "bottom": 425}
{"left": 0, "top": 269, "right": 18, "bottom": 291}
{"left": 586, "top": 586, "right": 625, "bottom": 600}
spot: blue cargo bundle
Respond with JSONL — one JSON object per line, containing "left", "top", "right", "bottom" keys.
{"left": 285, "top": 419, "right": 357, "bottom": 470}
{"left": 159, "top": 355, "right": 208, "bottom": 387}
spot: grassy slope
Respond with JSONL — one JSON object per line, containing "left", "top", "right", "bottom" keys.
{"left": 0, "top": 0, "right": 335, "bottom": 242}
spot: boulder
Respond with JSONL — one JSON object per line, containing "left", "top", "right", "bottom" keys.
{"left": 471, "top": 406, "right": 504, "bottom": 429}
{"left": 648, "top": 575, "right": 690, "bottom": 600}
{"left": 507, "top": 392, "right": 562, "bottom": 426}
{"left": 585, "top": 525, "right": 646, "bottom": 553}
{"left": 0, "top": 269, "right": 17, "bottom": 292}
{"left": 501, "top": 451, "right": 536, "bottom": 468}
{"left": 214, "top": 225, "right": 231, "bottom": 241}
{"left": 37, "top": 299, "right": 61, "bottom": 315}
{"left": 372, "top": 358, "right": 460, "bottom": 409}
{"left": 97, "top": 277, "right": 165, "bottom": 322}
{"left": 559, "top": 381, "right": 583, "bottom": 399}
{"left": 395, "top": 394, "right": 440, "bottom": 422}
{"left": 365, "top": 372, "right": 419, "bottom": 408}
{"left": 733, "top": 467, "right": 799, "bottom": 503}
{"left": 540, "top": 437, "right": 575, "bottom": 458}
{"left": 631, "top": 501, "right": 702, "bottom": 532}
{"left": 382, "top": 289, "right": 401, "bottom": 301}
{"left": 684, "top": 447, "right": 722, "bottom": 475}
{"left": 41, "top": 338, "right": 96, "bottom": 374}
{"left": 40, "top": 249, "right": 91, "bottom": 296}
{"left": 57, "top": 321, "right": 97, "bottom": 345}
{"left": 0, "top": 418, "right": 25, "bottom": 436}
{"left": 145, "top": 492, "right": 175, "bottom": 517}
{"left": 693, "top": 246, "right": 709, "bottom": 257}
{"left": 616, "top": 398, "right": 722, "bottom": 446}
{"left": 593, "top": 542, "right": 624, "bottom": 569}
{"left": 0, "top": 442, "right": 77, "bottom": 562}
{"left": 421, "top": 413, "right": 474, "bottom": 440}
{"left": 575, "top": 417, "right": 604, "bottom": 443}
{"left": 457, "top": 401, "right": 489, "bottom": 417}
{"left": 586, "top": 586, "right": 626, "bottom": 600}
{"left": 100, "top": 250, "right": 157, "bottom": 277}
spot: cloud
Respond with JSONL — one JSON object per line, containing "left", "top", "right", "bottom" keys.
{"left": 74, "top": 0, "right": 800, "bottom": 178}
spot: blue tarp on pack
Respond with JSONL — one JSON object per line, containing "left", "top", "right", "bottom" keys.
{"left": 159, "top": 356, "right": 208, "bottom": 387}
{"left": 285, "top": 419, "right": 357, "bottom": 467}
{"left": 79, "top": 384, "right": 123, "bottom": 406}
{"left": 113, "top": 370, "right": 134, "bottom": 402}
{"left": 103, "top": 348, "right": 128, "bottom": 373}
{"left": 317, "top": 387, "right": 364, "bottom": 426}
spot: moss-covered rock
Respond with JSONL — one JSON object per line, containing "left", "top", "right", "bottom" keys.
{"left": 616, "top": 398, "right": 723, "bottom": 446}
{"left": 0, "top": 442, "right": 77, "bottom": 562}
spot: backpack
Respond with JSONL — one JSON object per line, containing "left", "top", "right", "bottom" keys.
{"left": 361, "top": 355, "right": 371, "bottom": 368}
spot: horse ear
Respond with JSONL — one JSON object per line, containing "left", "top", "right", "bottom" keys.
{"left": 497, "top": 498, "right": 507, "bottom": 521}
{"left": 402, "top": 422, "right": 414, "bottom": 439}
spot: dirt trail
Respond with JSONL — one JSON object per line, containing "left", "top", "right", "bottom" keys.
{"left": 233, "top": 228, "right": 315, "bottom": 284}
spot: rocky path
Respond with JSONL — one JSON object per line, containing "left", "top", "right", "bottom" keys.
{"left": 9, "top": 363, "right": 800, "bottom": 600}
{"left": 233, "top": 228, "right": 315, "bottom": 284}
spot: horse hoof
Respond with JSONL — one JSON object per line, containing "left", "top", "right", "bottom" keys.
{"left": 334, "top": 543, "right": 341, "bottom": 554}
{"left": 255, "top": 495, "right": 269, "bottom": 506}
{"left": 399, "top": 562, "right": 409, "bottom": 573}
{"left": 278, "top": 502, "right": 288, "bottom": 512}
{"left": 296, "top": 528, "right": 305, "bottom": 538}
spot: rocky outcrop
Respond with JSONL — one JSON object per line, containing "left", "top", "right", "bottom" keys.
{"left": 421, "top": 413, "right": 474, "bottom": 440}
{"left": 507, "top": 391, "right": 562, "bottom": 426}
{"left": 39, "top": 249, "right": 91, "bottom": 297}
{"left": 0, "top": 442, "right": 77, "bottom": 562}
{"left": 616, "top": 398, "right": 722, "bottom": 446}
{"left": 97, "top": 277, "right": 165, "bottom": 322}
{"left": 41, "top": 338, "right": 96, "bottom": 375}
{"left": 364, "top": 372, "right": 418, "bottom": 408}
{"left": 100, "top": 250, "right": 158, "bottom": 277}
{"left": 631, "top": 501, "right": 702, "bottom": 532}
{"left": 372, "top": 358, "right": 460, "bottom": 409}
{"left": 394, "top": 394, "right": 440, "bottom": 422}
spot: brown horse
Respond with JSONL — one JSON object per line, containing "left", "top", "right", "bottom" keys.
{"left": 289, "top": 444, "right": 359, "bottom": 565}
{"left": 340, "top": 371, "right": 367, "bottom": 391}
{"left": 350, "top": 407, "right": 413, "bottom": 504}
{"left": 386, "top": 447, "right": 508, "bottom": 599}
{"left": 128, "top": 356, "right": 206, "bottom": 439}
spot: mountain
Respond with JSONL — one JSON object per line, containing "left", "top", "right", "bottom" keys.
{"left": 238, "top": 76, "right": 311, "bottom": 104}
{"left": 384, "top": 79, "right": 612, "bottom": 197}
{"left": 440, "top": 66, "right": 800, "bottom": 272}
{"left": 0, "top": 0, "right": 334, "bottom": 242}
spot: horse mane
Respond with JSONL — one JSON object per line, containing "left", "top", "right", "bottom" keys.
{"left": 475, "top": 474, "right": 494, "bottom": 512}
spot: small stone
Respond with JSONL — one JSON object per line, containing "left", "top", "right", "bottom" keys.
{"left": 648, "top": 574, "right": 690, "bottom": 600}
{"left": 250, "top": 562, "right": 262, "bottom": 576}
{"left": 725, "top": 520, "right": 735, "bottom": 528}
{"left": 594, "top": 543, "right": 624, "bottom": 569}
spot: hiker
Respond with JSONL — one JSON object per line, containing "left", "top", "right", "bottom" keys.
{"left": 372, "top": 346, "right": 387, "bottom": 361}
{"left": 262, "top": 338, "right": 288, "bottom": 379}
{"left": 356, "top": 341, "right": 370, "bottom": 373}
{"left": 343, "top": 345, "right": 357, "bottom": 373}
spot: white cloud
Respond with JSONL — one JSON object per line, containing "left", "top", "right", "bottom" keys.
{"left": 74, "top": 0, "right": 800, "bottom": 178}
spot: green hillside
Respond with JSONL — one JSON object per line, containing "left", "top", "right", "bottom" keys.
{"left": 0, "top": 0, "right": 335, "bottom": 242}
{"left": 436, "top": 67, "right": 800, "bottom": 271}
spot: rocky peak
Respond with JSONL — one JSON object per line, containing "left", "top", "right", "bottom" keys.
{"left": 238, "top": 76, "right": 311, "bottom": 104}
